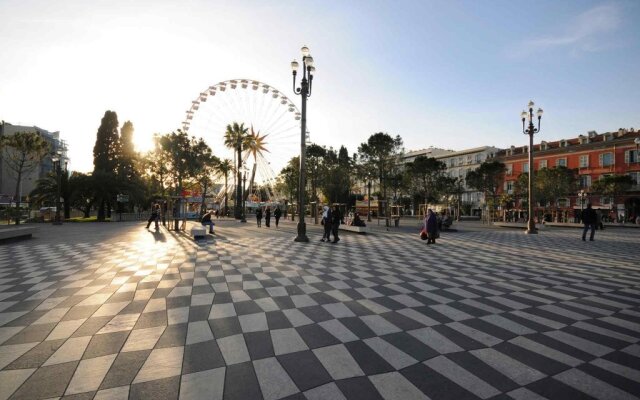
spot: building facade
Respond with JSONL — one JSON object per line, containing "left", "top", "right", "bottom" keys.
{"left": 0, "top": 121, "right": 68, "bottom": 203}
{"left": 496, "top": 128, "right": 640, "bottom": 222}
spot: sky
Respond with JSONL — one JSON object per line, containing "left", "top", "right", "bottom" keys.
{"left": 1, "top": 0, "right": 639, "bottom": 174}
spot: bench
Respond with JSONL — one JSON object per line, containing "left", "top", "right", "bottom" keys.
{"left": 0, "top": 226, "right": 36, "bottom": 244}
{"left": 190, "top": 226, "right": 206, "bottom": 239}
{"left": 339, "top": 225, "right": 368, "bottom": 234}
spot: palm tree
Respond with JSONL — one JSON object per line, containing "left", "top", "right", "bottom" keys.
{"left": 216, "top": 158, "right": 234, "bottom": 216}
{"left": 224, "top": 122, "right": 249, "bottom": 218}
{"left": 243, "top": 125, "right": 270, "bottom": 200}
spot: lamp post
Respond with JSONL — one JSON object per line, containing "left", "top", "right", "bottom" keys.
{"left": 51, "top": 152, "right": 65, "bottom": 225}
{"left": 241, "top": 169, "right": 247, "bottom": 223}
{"left": 578, "top": 189, "right": 587, "bottom": 222}
{"left": 367, "top": 180, "right": 372, "bottom": 222}
{"left": 521, "top": 100, "right": 543, "bottom": 234}
{"left": 291, "top": 45, "right": 315, "bottom": 242}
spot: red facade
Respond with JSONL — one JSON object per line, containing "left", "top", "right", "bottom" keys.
{"left": 496, "top": 129, "right": 640, "bottom": 222}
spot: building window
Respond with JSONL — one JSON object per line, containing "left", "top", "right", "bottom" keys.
{"left": 504, "top": 181, "right": 514, "bottom": 194}
{"left": 556, "top": 158, "right": 567, "bottom": 167}
{"left": 522, "top": 163, "right": 529, "bottom": 173}
{"left": 506, "top": 164, "right": 513, "bottom": 175}
{"left": 457, "top": 157, "right": 463, "bottom": 166}
{"left": 628, "top": 172, "right": 640, "bottom": 187}
{"left": 579, "top": 175, "right": 592, "bottom": 188}
{"left": 466, "top": 156, "right": 472, "bottom": 164}
{"left": 625, "top": 149, "right": 639, "bottom": 163}
{"left": 601, "top": 196, "right": 612, "bottom": 205}
{"left": 475, "top": 154, "right": 482, "bottom": 163}
{"left": 599, "top": 152, "right": 614, "bottom": 167}
{"left": 540, "top": 141, "right": 548, "bottom": 150}
{"left": 539, "top": 159, "right": 547, "bottom": 169}
{"left": 557, "top": 198, "right": 569, "bottom": 208}
{"left": 579, "top": 155, "right": 589, "bottom": 168}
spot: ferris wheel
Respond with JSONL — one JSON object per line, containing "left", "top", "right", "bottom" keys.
{"left": 181, "top": 79, "right": 307, "bottom": 202}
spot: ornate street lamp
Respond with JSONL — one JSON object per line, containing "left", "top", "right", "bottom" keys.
{"left": 578, "top": 189, "right": 587, "bottom": 221}
{"left": 241, "top": 168, "right": 247, "bottom": 223}
{"left": 291, "top": 45, "right": 315, "bottom": 242}
{"left": 51, "top": 151, "right": 66, "bottom": 225}
{"left": 521, "top": 100, "right": 543, "bottom": 234}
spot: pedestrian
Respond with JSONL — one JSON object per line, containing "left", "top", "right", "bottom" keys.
{"left": 256, "top": 207, "right": 262, "bottom": 227}
{"left": 265, "top": 206, "right": 271, "bottom": 228}
{"left": 331, "top": 205, "right": 341, "bottom": 243}
{"left": 201, "top": 210, "right": 215, "bottom": 234}
{"left": 424, "top": 208, "right": 438, "bottom": 245}
{"left": 320, "top": 205, "right": 332, "bottom": 242}
{"left": 596, "top": 209, "right": 604, "bottom": 230}
{"left": 582, "top": 203, "right": 597, "bottom": 241}
{"left": 274, "top": 206, "right": 282, "bottom": 227}
{"left": 146, "top": 203, "right": 160, "bottom": 230}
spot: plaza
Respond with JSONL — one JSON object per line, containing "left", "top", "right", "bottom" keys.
{"left": 1, "top": 221, "right": 639, "bottom": 400}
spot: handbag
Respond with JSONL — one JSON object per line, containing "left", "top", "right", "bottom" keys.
{"left": 420, "top": 229, "right": 428, "bottom": 240}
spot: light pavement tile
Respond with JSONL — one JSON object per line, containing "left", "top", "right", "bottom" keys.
{"left": 319, "top": 319, "right": 360, "bottom": 343}
{"left": 397, "top": 308, "right": 440, "bottom": 327}
{"left": 470, "top": 348, "right": 546, "bottom": 385}
{"left": 509, "top": 336, "right": 582, "bottom": 367}
{"left": 78, "top": 293, "right": 113, "bottom": 306}
{"left": 266, "top": 287, "right": 288, "bottom": 297}
{"left": 282, "top": 309, "right": 314, "bottom": 327}
{"left": 168, "top": 286, "right": 192, "bottom": 298}
{"left": 409, "top": 327, "right": 464, "bottom": 354}
{"left": 361, "top": 315, "right": 402, "bottom": 336}
{"left": 191, "top": 293, "right": 215, "bottom": 307}
{"left": 239, "top": 313, "right": 268, "bottom": 333}
{"left": 507, "top": 387, "right": 549, "bottom": 400}
{"left": 573, "top": 321, "right": 638, "bottom": 343}
{"left": 554, "top": 368, "right": 637, "bottom": 400}
{"left": 364, "top": 337, "right": 418, "bottom": 370}
{"left": 544, "top": 330, "right": 613, "bottom": 357}
{"left": 356, "top": 287, "right": 384, "bottom": 299}
{"left": 313, "top": 344, "right": 364, "bottom": 380}
{"left": 430, "top": 304, "right": 473, "bottom": 321}
{"left": 291, "top": 294, "right": 319, "bottom": 308}
{"left": 0, "top": 326, "right": 24, "bottom": 345}
{"left": 369, "top": 371, "right": 430, "bottom": 400}
{"left": 325, "top": 290, "right": 353, "bottom": 302}
{"left": 168, "top": 307, "right": 190, "bottom": 325}
{"left": 46, "top": 318, "right": 87, "bottom": 341}
{"left": 0, "top": 368, "right": 35, "bottom": 400}
{"left": 510, "top": 310, "right": 566, "bottom": 330}
{"left": 117, "top": 283, "right": 138, "bottom": 293}
{"left": 93, "top": 301, "right": 130, "bottom": 317}
{"left": 390, "top": 294, "right": 423, "bottom": 308}
{"left": 460, "top": 299, "right": 505, "bottom": 314}
{"left": 209, "top": 303, "right": 236, "bottom": 319}
{"left": 358, "top": 299, "right": 391, "bottom": 314}
{"left": 94, "top": 385, "right": 129, "bottom": 400}
{"left": 212, "top": 283, "right": 229, "bottom": 293}
{"left": 0, "top": 343, "right": 38, "bottom": 369}
{"left": 254, "top": 357, "right": 300, "bottom": 400}
{"left": 243, "top": 281, "right": 263, "bottom": 290}
{"left": 323, "top": 303, "right": 356, "bottom": 319}
{"left": 34, "top": 307, "right": 70, "bottom": 325}
{"left": 255, "top": 297, "right": 280, "bottom": 312}
{"left": 98, "top": 313, "right": 140, "bottom": 334}
{"left": 43, "top": 336, "right": 91, "bottom": 366}
{"left": 304, "top": 382, "right": 347, "bottom": 400}
{"left": 481, "top": 314, "right": 535, "bottom": 335}
{"left": 65, "top": 353, "right": 117, "bottom": 395}
{"left": 133, "top": 346, "right": 184, "bottom": 383}
{"left": 143, "top": 298, "right": 166, "bottom": 313}
{"left": 600, "top": 316, "right": 640, "bottom": 332}
{"left": 539, "top": 305, "right": 590, "bottom": 321}
{"left": 622, "top": 344, "right": 640, "bottom": 357}
{"left": 122, "top": 325, "right": 166, "bottom": 351}
{"left": 179, "top": 367, "right": 225, "bottom": 400}
{"left": 217, "top": 334, "right": 251, "bottom": 365}
{"left": 186, "top": 321, "right": 214, "bottom": 345}
{"left": 36, "top": 296, "right": 68, "bottom": 311}
{"left": 157, "top": 279, "right": 180, "bottom": 289}
{"left": 447, "top": 321, "right": 503, "bottom": 347}
{"left": 271, "top": 328, "right": 309, "bottom": 355}
{"left": 591, "top": 358, "right": 640, "bottom": 382}
{"left": 424, "top": 355, "right": 500, "bottom": 399}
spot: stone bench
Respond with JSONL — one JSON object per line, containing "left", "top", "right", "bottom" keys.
{"left": 0, "top": 226, "right": 36, "bottom": 243}
{"left": 339, "top": 225, "right": 368, "bottom": 234}
{"left": 190, "top": 226, "right": 207, "bottom": 239}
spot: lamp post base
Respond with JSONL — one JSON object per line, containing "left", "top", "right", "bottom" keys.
{"left": 294, "top": 222, "right": 309, "bottom": 242}
{"left": 525, "top": 228, "right": 538, "bottom": 234}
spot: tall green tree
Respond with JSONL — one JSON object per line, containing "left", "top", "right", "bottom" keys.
{"left": 223, "top": 122, "right": 249, "bottom": 219}
{"left": 535, "top": 166, "right": 577, "bottom": 220}
{"left": 92, "top": 110, "right": 120, "bottom": 221}
{"left": 160, "top": 130, "right": 197, "bottom": 230}
{"left": 29, "top": 171, "right": 71, "bottom": 219}
{"left": 0, "top": 131, "right": 50, "bottom": 224}
{"left": 357, "top": 132, "right": 403, "bottom": 201}
{"left": 406, "top": 156, "right": 447, "bottom": 206}
{"left": 68, "top": 172, "right": 94, "bottom": 218}
{"left": 306, "top": 143, "right": 327, "bottom": 203}
{"left": 466, "top": 160, "right": 506, "bottom": 222}
{"left": 591, "top": 174, "right": 634, "bottom": 211}
{"left": 191, "top": 138, "right": 218, "bottom": 214}
{"left": 216, "top": 159, "right": 234, "bottom": 216}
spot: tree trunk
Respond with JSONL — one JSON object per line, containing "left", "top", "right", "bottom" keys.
{"left": 13, "top": 170, "right": 22, "bottom": 225}
{"left": 224, "top": 174, "right": 228, "bottom": 217}
{"left": 98, "top": 200, "right": 105, "bottom": 221}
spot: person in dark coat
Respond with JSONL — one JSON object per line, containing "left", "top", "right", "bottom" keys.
{"left": 201, "top": 210, "right": 215, "bottom": 234}
{"left": 274, "top": 206, "right": 282, "bottom": 227}
{"left": 146, "top": 203, "right": 160, "bottom": 230}
{"left": 582, "top": 203, "right": 597, "bottom": 241}
{"left": 256, "top": 207, "right": 263, "bottom": 227}
{"left": 265, "top": 207, "right": 271, "bottom": 228}
{"left": 424, "top": 209, "right": 438, "bottom": 244}
{"left": 321, "top": 205, "right": 332, "bottom": 242}
{"left": 331, "top": 205, "right": 341, "bottom": 243}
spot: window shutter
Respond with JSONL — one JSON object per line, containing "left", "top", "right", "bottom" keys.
{"left": 586, "top": 175, "right": 591, "bottom": 187}
{"left": 624, "top": 150, "right": 630, "bottom": 163}
{"left": 599, "top": 153, "right": 603, "bottom": 167}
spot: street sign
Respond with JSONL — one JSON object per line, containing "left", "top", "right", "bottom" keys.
{"left": 117, "top": 194, "right": 129, "bottom": 203}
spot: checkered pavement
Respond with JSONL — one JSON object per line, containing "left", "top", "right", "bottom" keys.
{"left": 0, "top": 221, "right": 639, "bottom": 400}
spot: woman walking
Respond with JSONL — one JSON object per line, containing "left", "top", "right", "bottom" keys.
{"left": 256, "top": 207, "right": 263, "bottom": 227}
{"left": 321, "top": 206, "right": 332, "bottom": 242}
{"left": 331, "top": 205, "right": 341, "bottom": 243}
{"left": 274, "top": 206, "right": 282, "bottom": 227}
{"left": 265, "top": 207, "right": 271, "bottom": 228}
{"left": 424, "top": 209, "right": 438, "bottom": 245}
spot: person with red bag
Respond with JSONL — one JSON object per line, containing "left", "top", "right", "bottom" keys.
{"left": 422, "top": 209, "right": 438, "bottom": 245}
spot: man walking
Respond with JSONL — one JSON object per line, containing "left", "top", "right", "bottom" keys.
{"left": 582, "top": 203, "right": 597, "bottom": 241}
